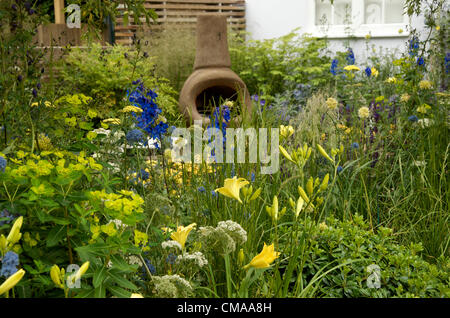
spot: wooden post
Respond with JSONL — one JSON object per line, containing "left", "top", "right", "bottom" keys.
{"left": 54, "top": 0, "right": 65, "bottom": 24}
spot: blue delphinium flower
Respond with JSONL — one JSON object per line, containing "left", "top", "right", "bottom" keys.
{"left": 346, "top": 48, "right": 355, "bottom": 65}
{"left": 408, "top": 115, "right": 419, "bottom": 122}
{"left": 337, "top": 166, "right": 343, "bottom": 174}
{"left": 409, "top": 36, "right": 420, "bottom": 56}
{"left": 0, "top": 156, "right": 6, "bottom": 172}
{"left": 128, "top": 82, "right": 168, "bottom": 148}
{"left": 140, "top": 258, "right": 156, "bottom": 280}
{"left": 445, "top": 52, "right": 450, "bottom": 74}
{"left": 330, "top": 59, "right": 339, "bottom": 75}
{"left": 0, "top": 209, "right": 15, "bottom": 226}
{"left": 197, "top": 186, "right": 206, "bottom": 193}
{"left": 0, "top": 251, "right": 19, "bottom": 278}
{"left": 211, "top": 190, "right": 218, "bottom": 198}
{"left": 139, "top": 169, "right": 150, "bottom": 181}
{"left": 351, "top": 142, "right": 359, "bottom": 149}
{"left": 417, "top": 57, "right": 425, "bottom": 66}
{"left": 126, "top": 129, "right": 144, "bottom": 144}
{"left": 365, "top": 67, "right": 372, "bottom": 77}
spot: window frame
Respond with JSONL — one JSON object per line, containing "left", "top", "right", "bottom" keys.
{"left": 310, "top": 0, "right": 410, "bottom": 38}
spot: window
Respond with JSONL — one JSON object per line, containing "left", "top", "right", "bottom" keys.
{"left": 312, "top": 0, "right": 409, "bottom": 38}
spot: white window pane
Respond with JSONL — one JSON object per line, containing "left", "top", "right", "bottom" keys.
{"left": 385, "top": 0, "right": 404, "bottom": 23}
{"left": 333, "top": 0, "right": 352, "bottom": 25}
{"left": 315, "top": 0, "right": 332, "bottom": 25}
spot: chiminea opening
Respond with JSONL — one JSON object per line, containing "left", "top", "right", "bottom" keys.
{"left": 178, "top": 15, "right": 252, "bottom": 125}
{"left": 195, "top": 85, "right": 238, "bottom": 115}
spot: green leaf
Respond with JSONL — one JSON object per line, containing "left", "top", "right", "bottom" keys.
{"left": 93, "top": 266, "right": 108, "bottom": 288}
{"left": 46, "top": 225, "right": 66, "bottom": 247}
{"left": 74, "top": 288, "right": 95, "bottom": 298}
{"left": 107, "top": 270, "right": 137, "bottom": 290}
{"left": 110, "top": 254, "right": 133, "bottom": 272}
{"left": 94, "top": 284, "right": 106, "bottom": 298}
{"left": 75, "top": 242, "right": 110, "bottom": 261}
{"left": 107, "top": 285, "right": 132, "bottom": 298}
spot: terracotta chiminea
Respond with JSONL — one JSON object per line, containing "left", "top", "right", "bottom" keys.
{"left": 179, "top": 15, "right": 252, "bottom": 126}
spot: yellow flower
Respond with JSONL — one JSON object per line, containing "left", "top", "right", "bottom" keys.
{"left": 87, "top": 109, "right": 97, "bottom": 118}
{"left": 319, "top": 222, "right": 328, "bottom": 231}
{"left": 44, "top": 101, "right": 55, "bottom": 108}
{"left": 37, "top": 133, "right": 53, "bottom": 151}
{"left": 400, "top": 93, "right": 411, "bottom": 102}
{"left": 417, "top": 104, "right": 431, "bottom": 114}
{"left": 365, "top": 34, "right": 371, "bottom": 40}
{"left": 293, "top": 197, "right": 304, "bottom": 218}
{"left": 215, "top": 176, "right": 249, "bottom": 204}
{"left": 371, "top": 67, "right": 379, "bottom": 77}
{"left": 224, "top": 100, "right": 234, "bottom": 108}
{"left": 243, "top": 243, "right": 280, "bottom": 270}
{"left": 121, "top": 106, "right": 143, "bottom": 113}
{"left": 279, "top": 125, "right": 294, "bottom": 139}
{"left": 419, "top": 80, "right": 433, "bottom": 90}
{"left": 50, "top": 265, "right": 65, "bottom": 289}
{"left": 358, "top": 106, "right": 370, "bottom": 119}
{"left": 375, "top": 96, "right": 385, "bottom": 103}
{"left": 0, "top": 269, "right": 25, "bottom": 295}
{"left": 67, "top": 261, "right": 90, "bottom": 286}
{"left": 279, "top": 145, "right": 294, "bottom": 163}
{"left": 398, "top": 28, "right": 404, "bottom": 34}
{"left": 65, "top": 117, "right": 77, "bottom": 127}
{"left": 31, "top": 102, "right": 39, "bottom": 107}
{"left": 386, "top": 77, "right": 397, "bottom": 84}
{"left": 86, "top": 131, "right": 97, "bottom": 140}
{"left": 103, "top": 118, "right": 121, "bottom": 125}
{"left": 436, "top": 26, "right": 440, "bottom": 31}
{"left": 170, "top": 223, "right": 196, "bottom": 249}
{"left": 343, "top": 65, "right": 360, "bottom": 72}
{"left": 130, "top": 293, "right": 144, "bottom": 298}
{"left": 326, "top": 97, "right": 338, "bottom": 110}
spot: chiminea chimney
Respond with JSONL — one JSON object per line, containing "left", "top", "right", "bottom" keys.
{"left": 179, "top": 15, "right": 252, "bottom": 126}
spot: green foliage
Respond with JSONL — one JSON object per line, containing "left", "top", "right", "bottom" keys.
{"left": 60, "top": 43, "right": 179, "bottom": 120}
{"left": 288, "top": 215, "right": 450, "bottom": 297}
{"left": 229, "top": 30, "right": 332, "bottom": 99}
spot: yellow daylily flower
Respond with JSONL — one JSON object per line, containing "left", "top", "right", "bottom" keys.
{"left": 215, "top": 176, "right": 249, "bottom": 204}
{"left": 170, "top": 223, "right": 196, "bottom": 249}
{"left": 343, "top": 65, "right": 360, "bottom": 72}
{"left": 0, "top": 269, "right": 25, "bottom": 295}
{"left": 130, "top": 293, "right": 144, "bottom": 298}
{"left": 243, "top": 243, "right": 280, "bottom": 270}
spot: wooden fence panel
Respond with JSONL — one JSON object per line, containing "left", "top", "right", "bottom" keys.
{"left": 114, "top": 0, "right": 246, "bottom": 45}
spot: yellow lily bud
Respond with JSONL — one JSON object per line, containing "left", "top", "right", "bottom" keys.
{"left": 317, "top": 144, "right": 334, "bottom": 163}
{"left": 249, "top": 188, "right": 262, "bottom": 201}
{"left": 50, "top": 265, "right": 64, "bottom": 289}
{"left": 320, "top": 174, "right": 330, "bottom": 191}
{"left": 74, "top": 261, "right": 90, "bottom": 282}
{"left": 295, "top": 197, "right": 304, "bottom": 218}
{"left": 7, "top": 216, "right": 23, "bottom": 246}
{"left": 0, "top": 269, "right": 25, "bottom": 295}
{"left": 306, "top": 177, "right": 314, "bottom": 196}
{"left": 238, "top": 248, "right": 245, "bottom": 265}
{"left": 298, "top": 186, "right": 310, "bottom": 203}
{"left": 279, "top": 145, "right": 294, "bottom": 163}
{"left": 289, "top": 197, "right": 296, "bottom": 209}
{"left": 0, "top": 235, "right": 7, "bottom": 254}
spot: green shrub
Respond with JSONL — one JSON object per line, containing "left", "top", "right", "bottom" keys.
{"left": 277, "top": 215, "right": 450, "bottom": 298}
{"left": 59, "top": 43, "right": 179, "bottom": 121}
